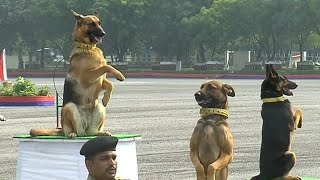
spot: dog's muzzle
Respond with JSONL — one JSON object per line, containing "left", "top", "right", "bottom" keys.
{"left": 88, "top": 28, "right": 106, "bottom": 44}
{"left": 195, "top": 91, "right": 211, "bottom": 106}
{"left": 194, "top": 91, "right": 202, "bottom": 101}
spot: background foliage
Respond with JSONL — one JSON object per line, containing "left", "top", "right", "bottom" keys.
{"left": 0, "top": 76, "right": 51, "bottom": 96}
{"left": 1, "top": 0, "right": 320, "bottom": 66}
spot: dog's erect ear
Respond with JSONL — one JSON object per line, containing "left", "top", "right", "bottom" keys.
{"left": 71, "top": 10, "right": 84, "bottom": 21}
{"left": 223, "top": 84, "right": 235, "bottom": 97}
{"left": 266, "top": 64, "right": 278, "bottom": 79}
{"left": 94, "top": 11, "right": 99, "bottom": 17}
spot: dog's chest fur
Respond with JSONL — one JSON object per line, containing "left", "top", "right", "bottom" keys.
{"left": 197, "top": 116, "right": 229, "bottom": 166}
{"left": 63, "top": 48, "right": 106, "bottom": 108}
{"left": 261, "top": 100, "right": 294, "bottom": 148}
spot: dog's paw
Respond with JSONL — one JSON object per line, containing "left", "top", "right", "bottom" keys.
{"left": 102, "top": 96, "right": 110, "bottom": 107}
{"left": 115, "top": 73, "right": 125, "bottom": 81}
{"left": 0, "top": 115, "right": 6, "bottom": 121}
{"left": 97, "top": 131, "right": 112, "bottom": 136}
{"left": 67, "top": 132, "right": 78, "bottom": 138}
{"left": 297, "top": 121, "right": 302, "bottom": 128}
{"left": 285, "top": 175, "right": 302, "bottom": 180}
{"left": 297, "top": 118, "right": 302, "bottom": 128}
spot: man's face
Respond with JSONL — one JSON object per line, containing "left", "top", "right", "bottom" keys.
{"left": 86, "top": 151, "right": 117, "bottom": 180}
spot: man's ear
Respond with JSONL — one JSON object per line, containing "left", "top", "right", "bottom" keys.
{"left": 266, "top": 64, "right": 278, "bottom": 79}
{"left": 85, "top": 159, "right": 94, "bottom": 172}
{"left": 223, "top": 84, "right": 235, "bottom": 97}
{"left": 71, "top": 10, "right": 84, "bottom": 22}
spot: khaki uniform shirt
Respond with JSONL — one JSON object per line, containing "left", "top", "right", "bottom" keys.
{"left": 87, "top": 174, "right": 124, "bottom": 180}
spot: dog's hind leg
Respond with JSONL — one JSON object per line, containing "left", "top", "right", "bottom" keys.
{"left": 87, "top": 104, "right": 111, "bottom": 136}
{"left": 273, "top": 175, "right": 301, "bottom": 180}
{"left": 61, "top": 103, "right": 83, "bottom": 138}
{"left": 101, "top": 79, "right": 114, "bottom": 107}
{"left": 276, "top": 151, "right": 296, "bottom": 178}
{"left": 292, "top": 108, "right": 303, "bottom": 129}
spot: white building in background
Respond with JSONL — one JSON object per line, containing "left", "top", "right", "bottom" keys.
{"left": 228, "top": 51, "right": 251, "bottom": 70}
{"left": 288, "top": 51, "right": 307, "bottom": 69}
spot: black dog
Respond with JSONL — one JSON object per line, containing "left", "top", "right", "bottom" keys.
{"left": 251, "top": 65, "right": 303, "bottom": 180}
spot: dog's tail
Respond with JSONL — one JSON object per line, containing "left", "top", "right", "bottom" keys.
{"left": 30, "top": 128, "right": 64, "bottom": 136}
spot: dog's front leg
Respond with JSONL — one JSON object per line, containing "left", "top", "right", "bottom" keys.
{"left": 292, "top": 108, "right": 303, "bottom": 129}
{"left": 104, "top": 64, "right": 126, "bottom": 81}
{"left": 207, "top": 126, "right": 233, "bottom": 180}
{"left": 190, "top": 150, "right": 206, "bottom": 180}
{"left": 207, "top": 152, "right": 232, "bottom": 180}
{"left": 101, "top": 79, "right": 114, "bottom": 107}
{"left": 86, "top": 65, "right": 125, "bottom": 84}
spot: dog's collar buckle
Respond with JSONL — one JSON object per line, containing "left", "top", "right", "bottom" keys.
{"left": 200, "top": 108, "right": 229, "bottom": 118}
{"left": 74, "top": 42, "right": 96, "bottom": 50}
{"left": 261, "top": 96, "right": 286, "bottom": 103}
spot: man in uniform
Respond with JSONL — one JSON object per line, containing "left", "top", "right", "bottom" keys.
{"left": 80, "top": 136, "right": 123, "bottom": 180}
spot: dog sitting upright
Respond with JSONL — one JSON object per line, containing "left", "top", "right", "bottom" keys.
{"left": 30, "top": 10, "right": 125, "bottom": 138}
{"left": 190, "top": 80, "right": 235, "bottom": 180}
{"left": 251, "top": 65, "right": 303, "bottom": 180}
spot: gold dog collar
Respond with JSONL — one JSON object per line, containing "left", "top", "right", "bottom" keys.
{"left": 261, "top": 96, "right": 286, "bottom": 103}
{"left": 73, "top": 42, "right": 96, "bottom": 50}
{"left": 200, "top": 108, "right": 229, "bottom": 118}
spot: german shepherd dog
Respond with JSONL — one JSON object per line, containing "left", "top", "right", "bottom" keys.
{"left": 190, "top": 80, "right": 235, "bottom": 180}
{"left": 30, "top": 10, "right": 125, "bottom": 138}
{"left": 251, "top": 65, "right": 303, "bottom": 180}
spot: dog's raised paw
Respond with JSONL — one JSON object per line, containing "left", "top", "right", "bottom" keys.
{"left": 115, "top": 73, "right": 125, "bottom": 81}
{"left": 102, "top": 97, "right": 109, "bottom": 107}
{"left": 298, "top": 119, "right": 302, "bottom": 128}
{"left": 0, "top": 115, "right": 6, "bottom": 121}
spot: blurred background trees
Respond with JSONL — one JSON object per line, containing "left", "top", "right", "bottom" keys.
{"left": 1, "top": 0, "right": 320, "bottom": 68}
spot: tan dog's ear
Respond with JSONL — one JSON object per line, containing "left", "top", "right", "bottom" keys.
{"left": 71, "top": 10, "right": 84, "bottom": 21}
{"left": 94, "top": 11, "right": 99, "bottom": 17}
{"left": 223, "top": 84, "right": 235, "bottom": 97}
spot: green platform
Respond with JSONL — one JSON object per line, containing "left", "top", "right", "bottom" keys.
{"left": 13, "top": 134, "right": 141, "bottom": 140}
{"left": 246, "top": 177, "right": 319, "bottom": 180}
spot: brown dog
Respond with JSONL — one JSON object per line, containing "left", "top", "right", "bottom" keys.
{"left": 190, "top": 80, "right": 235, "bottom": 180}
{"left": 30, "top": 10, "right": 125, "bottom": 138}
{"left": 251, "top": 65, "right": 303, "bottom": 180}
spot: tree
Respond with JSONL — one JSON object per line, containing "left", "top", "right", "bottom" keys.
{"left": 183, "top": 0, "right": 236, "bottom": 62}
{"left": 287, "top": 0, "right": 314, "bottom": 62}
{"left": 91, "top": 0, "right": 151, "bottom": 62}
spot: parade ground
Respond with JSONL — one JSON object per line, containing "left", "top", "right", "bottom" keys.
{"left": 1, "top": 78, "right": 320, "bottom": 180}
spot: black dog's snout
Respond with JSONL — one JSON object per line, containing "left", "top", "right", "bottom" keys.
{"left": 290, "top": 82, "right": 298, "bottom": 89}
